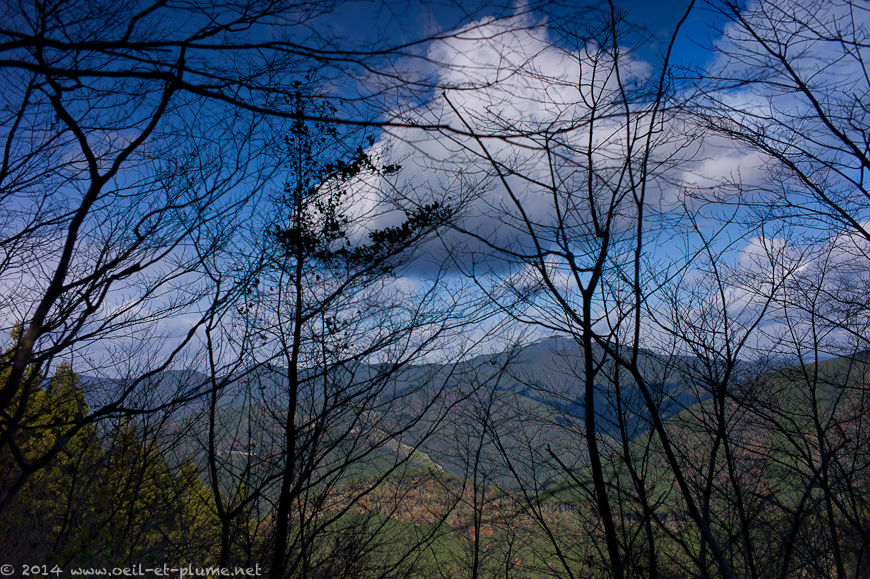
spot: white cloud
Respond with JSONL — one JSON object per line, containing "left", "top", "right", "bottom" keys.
{"left": 341, "top": 12, "right": 669, "bottom": 271}
{"left": 337, "top": 1, "right": 869, "bottom": 359}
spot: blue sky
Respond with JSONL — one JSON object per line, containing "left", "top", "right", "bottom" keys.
{"left": 287, "top": 0, "right": 867, "bottom": 359}
{"left": 380, "top": 2, "right": 714, "bottom": 57}
{"left": 316, "top": 1, "right": 726, "bottom": 72}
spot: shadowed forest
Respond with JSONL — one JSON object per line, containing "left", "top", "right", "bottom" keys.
{"left": 0, "top": 0, "right": 868, "bottom": 577}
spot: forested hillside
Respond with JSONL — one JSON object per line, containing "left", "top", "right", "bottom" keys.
{"left": 1, "top": 0, "right": 867, "bottom": 577}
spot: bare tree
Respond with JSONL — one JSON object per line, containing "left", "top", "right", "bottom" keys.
{"left": 404, "top": 1, "right": 749, "bottom": 576}
{"left": 0, "top": 0, "right": 545, "bottom": 569}
{"left": 199, "top": 91, "right": 487, "bottom": 577}
{"left": 688, "top": 1, "right": 870, "bottom": 575}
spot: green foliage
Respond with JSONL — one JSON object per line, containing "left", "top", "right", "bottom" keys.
{"left": 0, "top": 341, "right": 219, "bottom": 565}
{"left": 0, "top": 358, "right": 102, "bottom": 563}
{"left": 270, "top": 90, "right": 451, "bottom": 278}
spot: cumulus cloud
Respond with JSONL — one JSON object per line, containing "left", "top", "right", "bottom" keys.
{"left": 339, "top": 11, "right": 675, "bottom": 273}
{"left": 333, "top": 5, "right": 790, "bottom": 282}
{"left": 701, "top": 0, "right": 870, "bottom": 217}
{"left": 675, "top": 134, "right": 770, "bottom": 195}
{"left": 683, "top": 224, "right": 870, "bottom": 360}
{"left": 335, "top": 1, "right": 868, "bottom": 359}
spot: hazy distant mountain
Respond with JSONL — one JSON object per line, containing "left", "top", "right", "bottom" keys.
{"left": 78, "top": 335, "right": 766, "bottom": 481}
